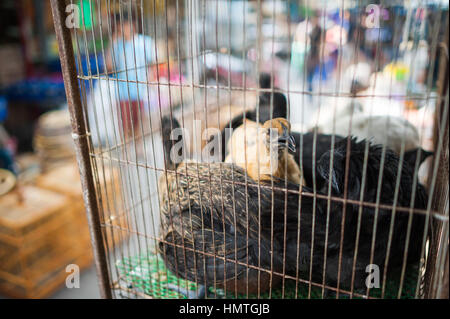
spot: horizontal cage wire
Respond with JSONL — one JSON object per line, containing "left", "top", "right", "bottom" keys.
{"left": 50, "top": 0, "right": 449, "bottom": 299}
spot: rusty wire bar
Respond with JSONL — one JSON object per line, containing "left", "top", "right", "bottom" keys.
{"left": 50, "top": 0, "right": 112, "bottom": 299}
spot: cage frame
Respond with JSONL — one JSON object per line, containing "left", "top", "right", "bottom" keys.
{"left": 50, "top": 0, "right": 113, "bottom": 299}
{"left": 50, "top": 0, "right": 449, "bottom": 299}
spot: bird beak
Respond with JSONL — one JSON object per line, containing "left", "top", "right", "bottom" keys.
{"left": 287, "top": 134, "right": 296, "bottom": 153}
{"left": 277, "top": 134, "right": 296, "bottom": 153}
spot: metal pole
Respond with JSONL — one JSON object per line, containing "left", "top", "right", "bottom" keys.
{"left": 50, "top": 0, "right": 112, "bottom": 299}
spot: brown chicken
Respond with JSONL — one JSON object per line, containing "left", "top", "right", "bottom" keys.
{"left": 157, "top": 116, "right": 304, "bottom": 297}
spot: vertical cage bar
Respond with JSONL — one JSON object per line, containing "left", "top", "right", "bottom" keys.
{"left": 50, "top": 0, "right": 112, "bottom": 299}
{"left": 424, "top": 14, "right": 449, "bottom": 298}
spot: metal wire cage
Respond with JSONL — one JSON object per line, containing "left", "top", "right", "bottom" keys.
{"left": 50, "top": 0, "right": 448, "bottom": 299}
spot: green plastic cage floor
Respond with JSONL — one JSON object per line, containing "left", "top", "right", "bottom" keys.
{"left": 116, "top": 251, "right": 420, "bottom": 299}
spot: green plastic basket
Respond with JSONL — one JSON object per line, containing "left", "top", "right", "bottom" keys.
{"left": 116, "top": 251, "right": 420, "bottom": 299}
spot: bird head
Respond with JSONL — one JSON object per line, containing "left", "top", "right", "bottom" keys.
{"left": 262, "top": 118, "right": 296, "bottom": 154}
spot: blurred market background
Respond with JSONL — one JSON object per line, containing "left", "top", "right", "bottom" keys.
{"left": 0, "top": 0, "right": 448, "bottom": 298}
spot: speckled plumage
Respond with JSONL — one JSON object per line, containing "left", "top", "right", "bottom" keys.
{"left": 157, "top": 161, "right": 305, "bottom": 294}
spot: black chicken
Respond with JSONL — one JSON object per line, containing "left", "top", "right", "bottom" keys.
{"left": 292, "top": 132, "right": 433, "bottom": 188}
{"left": 283, "top": 137, "right": 428, "bottom": 295}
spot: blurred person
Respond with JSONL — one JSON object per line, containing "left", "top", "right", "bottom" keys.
{"left": 291, "top": 17, "right": 312, "bottom": 80}
{"left": 401, "top": 40, "right": 429, "bottom": 93}
{"left": 106, "top": 11, "right": 154, "bottom": 144}
{"left": 305, "top": 14, "right": 322, "bottom": 94}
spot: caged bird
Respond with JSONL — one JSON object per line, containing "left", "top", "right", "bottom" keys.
{"left": 314, "top": 113, "right": 423, "bottom": 155}
{"left": 158, "top": 117, "right": 429, "bottom": 297}
{"left": 310, "top": 91, "right": 424, "bottom": 156}
{"left": 157, "top": 115, "right": 305, "bottom": 297}
{"left": 224, "top": 117, "right": 304, "bottom": 185}
{"left": 282, "top": 137, "right": 429, "bottom": 296}
{"left": 213, "top": 72, "right": 288, "bottom": 162}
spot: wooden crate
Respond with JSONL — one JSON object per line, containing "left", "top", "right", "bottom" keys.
{"left": 0, "top": 186, "right": 92, "bottom": 298}
{"left": 36, "top": 163, "right": 129, "bottom": 250}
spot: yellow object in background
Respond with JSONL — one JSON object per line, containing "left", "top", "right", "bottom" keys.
{"left": 384, "top": 62, "right": 410, "bottom": 82}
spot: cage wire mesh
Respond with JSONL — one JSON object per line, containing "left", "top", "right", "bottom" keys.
{"left": 51, "top": 0, "right": 449, "bottom": 299}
